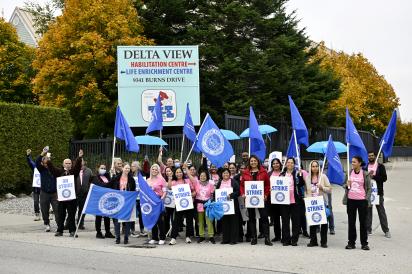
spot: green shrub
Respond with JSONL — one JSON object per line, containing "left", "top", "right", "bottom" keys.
{"left": 0, "top": 102, "right": 73, "bottom": 193}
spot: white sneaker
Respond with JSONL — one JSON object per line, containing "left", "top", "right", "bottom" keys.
{"left": 148, "top": 239, "right": 158, "bottom": 245}
{"left": 185, "top": 237, "right": 192, "bottom": 243}
{"left": 158, "top": 240, "right": 165, "bottom": 245}
{"left": 385, "top": 231, "right": 391, "bottom": 238}
{"left": 34, "top": 213, "right": 40, "bottom": 221}
{"left": 169, "top": 238, "right": 176, "bottom": 245}
{"left": 140, "top": 231, "right": 148, "bottom": 236}
{"left": 130, "top": 232, "right": 140, "bottom": 238}
{"left": 45, "top": 225, "right": 51, "bottom": 232}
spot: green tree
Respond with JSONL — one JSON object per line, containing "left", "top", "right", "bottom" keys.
{"left": 24, "top": 0, "right": 64, "bottom": 35}
{"left": 33, "top": 0, "right": 153, "bottom": 138}
{"left": 0, "top": 19, "right": 36, "bottom": 103}
{"left": 136, "top": 0, "right": 341, "bottom": 128}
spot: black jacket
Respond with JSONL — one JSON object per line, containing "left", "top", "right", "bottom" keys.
{"left": 92, "top": 173, "right": 112, "bottom": 188}
{"left": 110, "top": 173, "right": 136, "bottom": 191}
{"left": 280, "top": 170, "right": 305, "bottom": 202}
{"left": 35, "top": 156, "right": 57, "bottom": 193}
{"left": 372, "top": 163, "right": 387, "bottom": 196}
{"left": 216, "top": 178, "right": 240, "bottom": 200}
{"left": 75, "top": 167, "right": 93, "bottom": 196}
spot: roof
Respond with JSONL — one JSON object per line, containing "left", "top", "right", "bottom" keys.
{"left": 8, "top": 7, "right": 40, "bottom": 47}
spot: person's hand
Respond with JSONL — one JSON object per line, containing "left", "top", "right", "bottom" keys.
{"left": 79, "top": 149, "right": 84, "bottom": 158}
{"left": 347, "top": 180, "right": 352, "bottom": 189}
{"left": 41, "top": 146, "right": 49, "bottom": 156}
{"left": 26, "top": 149, "right": 31, "bottom": 156}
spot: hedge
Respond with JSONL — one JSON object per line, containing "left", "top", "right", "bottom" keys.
{"left": 0, "top": 102, "right": 73, "bottom": 193}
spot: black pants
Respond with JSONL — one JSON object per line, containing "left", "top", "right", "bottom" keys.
{"left": 40, "top": 191, "right": 59, "bottom": 226}
{"left": 132, "top": 200, "right": 145, "bottom": 233}
{"left": 33, "top": 190, "right": 40, "bottom": 214}
{"left": 164, "top": 207, "right": 174, "bottom": 235}
{"left": 113, "top": 219, "right": 131, "bottom": 240}
{"left": 57, "top": 199, "right": 77, "bottom": 233}
{"left": 270, "top": 204, "right": 282, "bottom": 239}
{"left": 152, "top": 213, "right": 166, "bottom": 241}
{"left": 222, "top": 213, "right": 240, "bottom": 243}
{"left": 299, "top": 201, "right": 308, "bottom": 234}
{"left": 309, "top": 224, "right": 328, "bottom": 245}
{"left": 77, "top": 194, "right": 87, "bottom": 226}
{"left": 95, "top": 216, "right": 111, "bottom": 234}
{"left": 171, "top": 209, "right": 194, "bottom": 239}
{"left": 347, "top": 199, "right": 368, "bottom": 246}
{"left": 366, "top": 195, "right": 389, "bottom": 233}
{"left": 280, "top": 203, "right": 300, "bottom": 244}
{"left": 247, "top": 203, "right": 269, "bottom": 239}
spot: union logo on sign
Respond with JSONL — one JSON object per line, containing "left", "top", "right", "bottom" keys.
{"left": 201, "top": 128, "right": 224, "bottom": 156}
{"left": 275, "top": 192, "right": 285, "bottom": 202}
{"left": 222, "top": 202, "right": 230, "bottom": 213}
{"left": 250, "top": 196, "right": 260, "bottom": 206}
{"left": 141, "top": 203, "right": 152, "bottom": 215}
{"left": 164, "top": 196, "right": 172, "bottom": 205}
{"left": 98, "top": 192, "right": 125, "bottom": 215}
{"left": 312, "top": 212, "right": 322, "bottom": 223}
{"left": 62, "top": 189, "right": 71, "bottom": 198}
{"left": 180, "top": 198, "right": 189, "bottom": 209}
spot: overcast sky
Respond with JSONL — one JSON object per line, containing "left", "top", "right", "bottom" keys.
{"left": 3, "top": 0, "right": 411, "bottom": 121}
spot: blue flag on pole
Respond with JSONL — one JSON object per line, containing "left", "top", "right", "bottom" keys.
{"left": 286, "top": 133, "right": 300, "bottom": 158}
{"left": 146, "top": 94, "right": 163, "bottom": 134}
{"left": 288, "top": 95, "right": 309, "bottom": 147}
{"left": 195, "top": 114, "right": 234, "bottom": 167}
{"left": 325, "top": 135, "right": 345, "bottom": 185}
{"left": 380, "top": 110, "right": 397, "bottom": 157}
{"left": 83, "top": 184, "right": 138, "bottom": 220}
{"left": 183, "top": 103, "right": 200, "bottom": 153}
{"left": 114, "top": 106, "right": 140, "bottom": 153}
{"left": 249, "top": 106, "right": 266, "bottom": 161}
{"left": 138, "top": 173, "right": 164, "bottom": 230}
{"left": 346, "top": 108, "right": 368, "bottom": 165}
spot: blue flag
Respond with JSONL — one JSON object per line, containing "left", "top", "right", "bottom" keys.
{"left": 195, "top": 114, "right": 234, "bottom": 168}
{"left": 325, "top": 135, "right": 345, "bottom": 185}
{"left": 183, "top": 103, "right": 200, "bottom": 153}
{"left": 288, "top": 95, "right": 309, "bottom": 147}
{"left": 249, "top": 106, "right": 266, "bottom": 161}
{"left": 345, "top": 108, "right": 368, "bottom": 165}
{"left": 380, "top": 110, "right": 397, "bottom": 157}
{"left": 286, "top": 133, "right": 300, "bottom": 158}
{"left": 114, "top": 106, "right": 140, "bottom": 153}
{"left": 83, "top": 184, "right": 138, "bottom": 220}
{"left": 146, "top": 94, "right": 163, "bottom": 134}
{"left": 138, "top": 173, "right": 164, "bottom": 230}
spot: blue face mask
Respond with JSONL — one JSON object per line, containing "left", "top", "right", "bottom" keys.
{"left": 174, "top": 163, "right": 180, "bottom": 168}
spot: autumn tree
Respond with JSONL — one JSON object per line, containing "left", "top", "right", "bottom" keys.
{"left": 395, "top": 121, "right": 412, "bottom": 146}
{"left": 33, "top": 0, "right": 153, "bottom": 138}
{"left": 315, "top": 43, "right": 400, "bottom": 134}
{"left": 0, "top": 19, "right": 36, "bottom": 103}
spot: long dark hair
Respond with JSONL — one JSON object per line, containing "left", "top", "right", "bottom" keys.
{"left": 270, "top": 158, "right": 283, "bottom": 171}
{"left": 247, "top": 155, "right": 261, "bottom": 170}
{"left": 172, "top": 167, "right": 185, "bottom": 181}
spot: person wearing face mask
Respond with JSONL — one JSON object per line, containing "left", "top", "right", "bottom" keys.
{"left": 92, "top": 164, "right": 115, "bottom": 239}
{"left": 76, "top": 158, "right": 93, "bottom": 230}
{"left": 268, "top": 158, "right": 283, "bottom": 243}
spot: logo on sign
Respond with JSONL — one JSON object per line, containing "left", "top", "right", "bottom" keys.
{"left": 222, "top": 202, "right": 230, "bottom": 213}
{"left": 98, "top": 192, "right": 125, "bottom": 215}
{"left": 201, "top": 128, "right": 224, "bottom": 156}
{"left": 312, "top": 212, "right": 322, "bottom": 223}
{"left": 371, "top": 194, "right": 375, "bottom": 203}
{"left": 275, "top": 192, "right": 285, "bottom": 202}
{"left": 250, "top": 196, "right": 260, "bottom": 206}
{"left": 164, "top": 196, "right": 172, "bottom": 205}
{"left": 180, "top": 198, "right": 189, "bottom": 209}
{"left": 62, "top": 189, "right": 71, "bottom": 198}
{"left": 141, "top": 203, "right": 152, "bottom": 215}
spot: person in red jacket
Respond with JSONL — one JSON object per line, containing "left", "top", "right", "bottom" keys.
{"left": 240, "top": 155, "right": 272, "bottom": 246}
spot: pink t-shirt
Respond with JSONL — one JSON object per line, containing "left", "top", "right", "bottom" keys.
{"left": 270, "top": 171, "right": 281, "bottom": 177}
{"left": 148, "top": 176, "right": 167, "bottom": 197}
{"left": 301, "top": 169, "right": 309, "bottom": 180}
{"left": 172, "top": 178, "right": 194, "bottom": 191}
{"left": 368, "top": 164, "right": 377, "bottom": 176}
{"left": 286, "top": 172, "right": 295, "bottom": 204}
{"left": 219, "top": 179, "right": 232, "bottom": 189}
{"left": 211, "top": 174, "right": 220, "bottom": 185}
{"left": 119, "top": 176, "right": 127, "bottom": 191}
{"left": 348, "top": 170, "right": 366, "bottom": 200}
{"left": 195, "top": 181, "right": 214, "bottom": 201}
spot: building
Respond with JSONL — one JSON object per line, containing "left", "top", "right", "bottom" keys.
{"left": 8, "top": 7, "right": 39, "bottom": 47}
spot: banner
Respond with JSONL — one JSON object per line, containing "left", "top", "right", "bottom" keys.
{"left": 172, "top": 184, "right": 194, "bottom": 211}
{"left": 57, "top": 175, "right": 76, "bottom": 201}
{"left": 215, "top": 188, "right": 234, "bottom": 215}
{"left": 32, "top": 168, "right": 41, "bottom": 188}
{"left": 371, "top": 179, "right": 380, "bottom": 205}
{"left": 304, "top": 196, "right": 327, "bottom": 226}
{"left": 117, "top": 45, "right": 200, "bottom": 127}
{"left": 245, "top": 181, "right": 264, "bottom": 208}
{"left": 270, "top": 176, "right": 290, "bottom": 205}
{"left": 164, "top": 189, "right": 175, "bottom": 208}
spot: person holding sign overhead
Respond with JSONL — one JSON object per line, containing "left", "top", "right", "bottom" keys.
{"left": 216, "top": 168, "right": 240, "bottom": 245}
{"left": 240, "top": 155, "right": 272, "bottom": 246}
{"left": 304, "top": 160, "right": 331, "bottom": 248}
{"left": 343, "top": 156, "right": 372, "bottom": 250}
{"left": 279, "top": 157, "right": 305, "bottom": 246}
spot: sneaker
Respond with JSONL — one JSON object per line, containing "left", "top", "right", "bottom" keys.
{"left": 197, "top": 237, "right": 205, "bottom": 243}
{"left": 158, "top": 240, "right": 165, "bottom": 245}
{"left": 385, "top": 231, "right": 391, "bottom": 238}
{"left": 34, "top": 213, "right": 41, "bottom": 221}
{"left": 209, "top": 237, "right": 216, "bottom": 244}
{"left": 105, "top": 232, "right": 115, "bottom": 239}
{"left": 361, "top": 245, "right": 370, "bottom": 251}
{"left": 329, "top": 229, "right": 335, "bottom": 235}
{"left": 55, "top": 232, "right": 63, "bottom": 237}
{"left": 140, "top": 231, "right": 148, "bottom": 236}
{"left": 45, "top": 225, "right": 51, "bottom": 232}
{"left": 345, "top": 244, "right": 356, "bottom": 250}
{"left": 130, "top": 232, "right": 140, "bottom": 238}
{"left": 169, "top": 238, "right": 176, "bottom": 245}
{"left": 185, "top": 237, "right": 192, "bottom": 243}
{"left": 148, "top": 239, "right": 158, "bottom": 245}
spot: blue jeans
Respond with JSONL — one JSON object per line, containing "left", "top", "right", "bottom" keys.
{"left": 113, "top": 219, "right": 132, "bottom": 240}
{"left": 327, "top": 193, "right": 335, "bottom": 230}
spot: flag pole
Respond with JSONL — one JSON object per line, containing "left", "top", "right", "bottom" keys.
{"left": 73, "top": 184, "right": 94, "bottom": 239}
{"left": 180, "top": 134, "right": 185, "bottom": 162}
{"left": 110, "top": 136, "right": 117, "bottom": 173}
{"left": 160, "top": 130, "right": 163, "bottom": 151}
{"left": 185, "top": 114, "right": 209, "bottom": 163}
{"left": 293, "top": 129, "right": 301, "bottom": 170}
{"left": 346, "top": 142, "right": 350, "bottom": 184}
{"left": 373, "top": 140, "right": 385, "bottom": 171}
{"left": 319, "top": 153, "right": 327, "bottom": 187}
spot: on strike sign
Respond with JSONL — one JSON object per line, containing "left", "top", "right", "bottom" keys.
{"left": 245, "top": 181, "right": 264, "bottom": 208}
{"left": 304, "top": 196, "right": 327, "bottom": 226}
{"left": 270, "top": 176, "right": 290, "bottom": 205}
{"left": 172, "top": 184, "right": 193, "bottom": 211}
{"left": 57, "top": 175, "right": 76, "bottom": 201}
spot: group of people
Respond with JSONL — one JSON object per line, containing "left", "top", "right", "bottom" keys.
{"left": 26, "top": 147, "right": 391, "bottom": 250}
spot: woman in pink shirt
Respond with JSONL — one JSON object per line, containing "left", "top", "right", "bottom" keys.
{"left": 147, "top": 164, "right": 167, "bottom": 245}
{"left": 163, "top": 166, "right": 174, "bottom": 237}
{"left": 343, "top": 156, "right": 372, "bottom": 250}
{"left": 268, "top": 158, "right": 283, "bottom": 242}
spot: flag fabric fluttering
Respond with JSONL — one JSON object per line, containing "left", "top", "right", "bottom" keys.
{"left": 345, "top": 108, "right": 368, "bottom": 165}
{"left": 195, "top": 114, "right": 234, "bottom": 167}
{"left": 138, "top": 173, "right": 164, "bottom": 230}
{"left": 146, "top": 94, "right": 163, "bottom": 134}
{"left": 325, "top": 135, "right": 345, "bottom": 185}
{"left": 114, "top": 106, "right": 139, "bottom": 153}
{"left": 249, "top": 106, "right": 266, "bottom": 161}
{"left": 286, "top": 133, "right": 300, "bottom": 159}
{"left": 380, "top": 110, "right": 397, "bottom": 158}
{"left": 288, "top": 95, "right": 309, "bottom": 147}
{"left": 183, "top": 103, "right": 200, "bottom": 153}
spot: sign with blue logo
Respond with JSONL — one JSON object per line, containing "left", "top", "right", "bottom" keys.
{"left": 245, "top": 181, "right": 264, "bottom": 208}
{"left": 172, "top": 184, "right": 193, "bottom": 211}
{"left": 32, "top": 168, "right": 41, "bottom": 188}
{"left": 57, "top": 175, "right": 76, "bottom": 201}
{"left": 215, "top": 188, "right": 234, "bottom": 215}
{"left": 370, "top": 179, "right": 380, "bottom": 205}
{"left": 270, "top": 176, "right": 291, "bottom": 205}
{"left": 304, "top": 196, "right": 327, "bottom": 226}
{"left": 164, "top": 189, "right": 175, "bottom": 208}
{"left": 117, "top": 45, "right": 200, "bottom": 127}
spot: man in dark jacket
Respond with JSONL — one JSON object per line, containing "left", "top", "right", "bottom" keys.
{"left": 76, "top": 158, "right": 93, "bottom": 230}
{"left": 366, "top": 151, "right": 390, "bottom": 238}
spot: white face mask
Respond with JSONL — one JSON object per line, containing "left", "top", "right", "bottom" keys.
{"left": 99, "top": 169, "right": 106, "bottom": 175}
